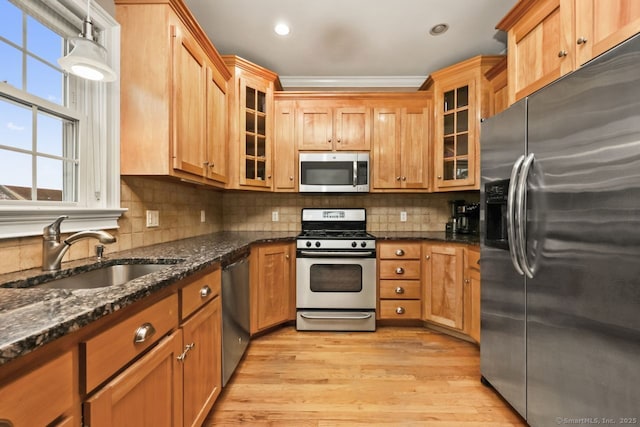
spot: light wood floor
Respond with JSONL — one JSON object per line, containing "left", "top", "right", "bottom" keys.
{"left": 204, "top": 326, "right": 527, "bottom": 426}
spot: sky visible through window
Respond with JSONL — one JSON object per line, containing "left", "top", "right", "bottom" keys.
{"left": 0, "top": 0, "right": 70, "bottom": 196}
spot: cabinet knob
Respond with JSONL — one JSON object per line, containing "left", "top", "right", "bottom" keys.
{"left": 577, "top": 37, "right": 588, "bottom": 45}
{"left": 558, "top": 50, "right": 568, "bottom": 58}
{"left": 328, "top": 138, "right": 332, "bottom": 143}
{"left": 395, "top": 286, "right": 405, "bottom": 295}
{"left": 396, "top": 306, "right": 405, "bottom": 315}
{"left": 210, "top": 162, "right": 215, "bottom": 168}
{"left": 133, "top": 322, "right": 156, "bottom": 344}
{"left": 396, "top": 176, "right": 401, "bottom": 181}
{"left": 337, "top": 139, "right": 341, "bottom": 143}
{"left": 437, "top": 175, "right": 442, "bottom": 179}
{"left": 464, "top": 279, "right": 470, "bottom": 284}
{"left": 402, "top": 176, "right": 406, "bottom": 181}
{"left": 289, "top": 176, "right": 294, "bottom": 181}
{"left": 425, "top": 255, "right": 431, "bottom": 260}
{"left": 285, "top": 254, "right": 290, "bottom": 260}
{"left": 200, "top": 285, "right": 212, "bottom": 298}
{"left": 203, "top": 161, "right": 209, "bottom": 166}
{"left": 395, "top": 267, "right": 404, "bottom": 274}
{"left": 267, "top": 175, "right": 272, "bottom": 179}
{"left": 395, "top": 249, "right": 405, "bottom": 256}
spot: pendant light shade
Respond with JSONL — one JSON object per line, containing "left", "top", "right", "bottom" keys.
{"left": 58, "top": 1, "right": 116, "bottom": 82}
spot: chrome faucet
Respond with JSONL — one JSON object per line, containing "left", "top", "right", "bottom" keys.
{"left": 42, "top": 215, "right": 116, "bottom": 271}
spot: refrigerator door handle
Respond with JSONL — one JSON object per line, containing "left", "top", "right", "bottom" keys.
{"left": 516, "top": 153, "right": 536, "bottom": 279}
{"left": 508, "top": 154, "right": 526, "bottom": 276}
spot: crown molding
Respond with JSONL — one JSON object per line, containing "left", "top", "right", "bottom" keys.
{"left": 279, "top": 76, "right": 426, "bottom": 90}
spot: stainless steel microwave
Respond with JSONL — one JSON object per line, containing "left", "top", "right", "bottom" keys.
{"left": 299, "top": 152, "right": 370, "bottom": 193}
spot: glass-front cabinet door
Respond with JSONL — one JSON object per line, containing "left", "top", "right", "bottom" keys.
{"left": 240, "top": 77, "right": 271, "bottom": 187}
{"left": 442, "top": 85, "right": 470, "bottom": 182}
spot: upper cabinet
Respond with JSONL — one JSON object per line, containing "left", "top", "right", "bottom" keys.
{"left": 296, "top": 100, "right": 371, "bottom": 151}
{"left": 422, "top": 56, "right": 503, "bottom": 191}
{"left": 371, "top": 93, "right": 432, "bottom": 191}
{"left": 116, "top": 0, "right": 231, "bottom": 187}
{"left": 484, "top": 57, "right": 509, "bottom": 118}
{"left": 224, "top": 56, "right": 281, "bottom": 190}
{"left": 273, "top": 97, "right": 297, "bottom": 192}
{"left": 498, "top": 0, "right": 640, "bottom": 104}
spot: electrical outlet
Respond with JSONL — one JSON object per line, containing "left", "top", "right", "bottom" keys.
{"left": 272, "top": 211, "right": 279, "bottom": 222}
{"left": 200, "top": 210, "right": 206, "bottom": 223}
{"left": 146, "top": 210, "right": 159, "bottom": 227}
{"left": 400, "top": 211, "right": 407, "bottom": 222}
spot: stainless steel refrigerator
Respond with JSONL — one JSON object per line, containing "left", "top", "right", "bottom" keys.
{"left": 480, "top": 34, "right": 640, "bottom": 426}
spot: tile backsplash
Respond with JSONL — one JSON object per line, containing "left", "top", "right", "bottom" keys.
{"left": 0, "top": 177, "right": 478, "bottom": 275}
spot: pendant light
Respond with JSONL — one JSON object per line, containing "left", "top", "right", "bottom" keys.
{"left": 58, "top": 0, "right": 117, "bottom": 82}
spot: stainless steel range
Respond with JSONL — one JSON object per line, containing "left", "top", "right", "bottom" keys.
{"left": 296, "top": 208, "right": 376, "bottom": 331}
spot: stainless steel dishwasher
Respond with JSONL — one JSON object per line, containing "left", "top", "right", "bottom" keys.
{"left": 221, "top": 254, "right": 250, "bottom": 386}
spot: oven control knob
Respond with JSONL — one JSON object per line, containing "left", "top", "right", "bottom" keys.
{"left": 351, "top": 241, "right": 357, "bottom": 248}
{"left": 306, "top": 241, "right": 312, "bottom": 247}
{"left": 315, "top": 241, "right": 321, "bottom": 248}
{"left": 360, "top": 241, "right": 367, "bottom": 248}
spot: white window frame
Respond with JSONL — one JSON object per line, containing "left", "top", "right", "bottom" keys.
{"left": 0, "top": 0, "right": 125, "bottom": 238}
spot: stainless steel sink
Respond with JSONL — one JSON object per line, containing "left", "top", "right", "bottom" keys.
{"left": 35, "top": 263, "right": 173, "bottom": 290}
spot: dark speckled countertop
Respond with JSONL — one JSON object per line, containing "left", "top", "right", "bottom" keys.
{"left": 0, "top": 230, "right": 478, "bottom": 366}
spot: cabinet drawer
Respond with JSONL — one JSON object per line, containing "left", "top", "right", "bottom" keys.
{"left": 82, "top": 294, "right": 178, "bottom": 393}
{"left": 0, "top": 351, "right": 74, "bottom": 426}
{"left": 379, "top": 260, "right": 421, "bottom": 279}
{"left": 379, "top": 280, "right": 421, "bottom": 299}
{"left": 378, "top": 243, "right": 421, "bottom": 259}
{"left": 467, "top": 249, "right": 480, "bottom": 271}
{"left": 379, "top": 299, "right": 422, "bottom": 319}
{"left": 181, "top": 267, "right": 221, "bottom": 319}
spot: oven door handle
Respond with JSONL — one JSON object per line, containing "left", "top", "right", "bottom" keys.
{"left": 298, "top": 250, "right": 375, "bottom": 257}
{"left": 300, "top": 312, "right": 373, "bottom": 320}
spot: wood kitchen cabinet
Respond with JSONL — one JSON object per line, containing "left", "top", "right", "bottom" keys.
{"left": 250, "top": 242, "right": 295, "bottom": 334}
{"left": 422, "top": 243, "right": 465, "bottom": 331}
{"left": 464, "top": 246, "right": 481, "bottom": 343}
{"left": 273, "top": 98, "right": 297, "bottom": 191}
{"left": 497, "top": 0, "right": 640, "bottom": 104}
{"left": 372, "top": 98, "right": 431, "bottom": 191}
{"left": 0, "top": 350, "right": 77, "bottom": 426}
{"left": 485, "top": 57, "right": 509, "bottom": 117}
{"left": 223, "top": 56, "right": 281, "bottom": 190}
{"left": 377, "top": 241, "right": 423, "bottom": 320}
{"left": 422, "top": 55, "right": 503, "bottom": 191}
{"left": 296, "top": 99, "right": 371, "bottom": 151}
{"left": 116, "top": 0, "right": 230, "bottom": 187}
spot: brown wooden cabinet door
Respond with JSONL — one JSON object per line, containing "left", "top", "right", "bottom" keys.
{"left": 172, "top": 25, "right": 206, "bottom": 177}
{"left": 400, "top": 107, "right": 429, "bottom": 189}
{"left": 239, "top": 76, "right": 272, "bottom": 188}
{"left": 334, "top": 107, "right": 371, "bottom": 151}
{"left": 575, "top": 0, "right": 640, "bottom": 65}
{"left": 423, "top": 244, "right": 465, "bottom": 330}
{"left": 206, "top": 64, "right": 228, "bottom": 184}
{"left": 181, "top": 297, "right": 222, "bottom": 427}
{"left": 507, "top": 0, "right": 574, "bottom": 102}
{"left": 251, "top": 243, "right": 294, "bottom": 334}
{"left": 274, "top": 100, "right": 297, "bottom": 191}
{"left": 372, "top": 107, "right": 401, "bottom": 189}
{"left": 83, "top": 330, "right": 183, "bottom": 427}
{"left": 297, "top": 107, "right": 334, "bottom": 150}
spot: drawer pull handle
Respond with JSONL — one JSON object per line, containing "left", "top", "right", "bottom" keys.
{"left": 396, "top": 307, "right": 405, "bottom": 315}
{"left": 558, "top": 50, "right": 568, "bottom": 58}
{"left": 200, "top": 285, "right": 212, "bottom": 298}
{"left": 395, "top": 249, "right": 405, "bottom": 256}
{"left": 133, "top": 322, "right": 156, "bottom": 344}
{"left": 577, "top": 37, "right": 588, "bottom": 45}
{"left": 395, "top": 267, "right": 404, "bottom": 274}
{"left": 176, "top": 342, "right": 195, "bottom": 362}
{"left": 395, "top": 287, "right": 405, "bottom": 295}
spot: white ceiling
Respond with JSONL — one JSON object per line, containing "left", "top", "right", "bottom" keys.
{"left": 183, "top": 0, "right": 518, "bottom": 90}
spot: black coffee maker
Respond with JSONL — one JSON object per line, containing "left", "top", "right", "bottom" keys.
{"left": 446, "top": 200, "right": 480, "bottom": 235}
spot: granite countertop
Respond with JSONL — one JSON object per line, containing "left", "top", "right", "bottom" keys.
{"left": 0, "top": 230, "right": 478, "bottom": 366}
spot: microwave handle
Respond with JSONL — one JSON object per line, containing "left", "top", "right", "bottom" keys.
{"left": 353, "top": 160, "right": 357, "bottom": 187}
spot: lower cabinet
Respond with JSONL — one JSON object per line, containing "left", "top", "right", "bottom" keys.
{"left": 422, "top": 243, "right": 465, "bottom": 331}
{"left": 83, "top": 330, "right": 184, "bottom": 427}
{"left": 0, "top": 350, "right": 76, "bottom": 426}
{"left": 377, "top": 241, "right": 423, "bottom": 320}
{"left": 83, "top": 267, "right": 222, "bottom": 427}
{"left": 250, "top": 242, "right": 295, "bottom": 334}
{"left": 464, "top": 247, "right": 481, "bottom": 343}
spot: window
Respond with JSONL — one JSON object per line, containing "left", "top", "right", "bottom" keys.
{"left": 0, "top": 0, "right": 124, "bottom": 238}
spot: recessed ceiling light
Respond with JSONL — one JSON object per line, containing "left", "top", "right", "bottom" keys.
{"left": 274, "top": 23, "right": 290, "bottom": 36}
{"left": 429, "top": 23, "right": 449, "bottom": 36}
